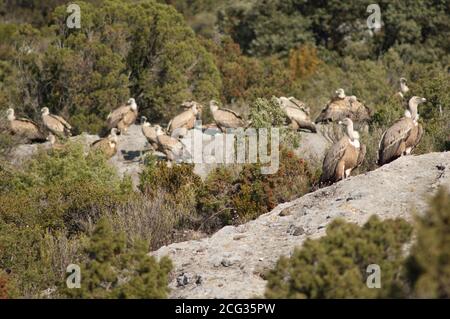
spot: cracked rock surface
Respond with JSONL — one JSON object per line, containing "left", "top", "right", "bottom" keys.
{"left": 152, "top": 152, "right": 450, "bottom": 299}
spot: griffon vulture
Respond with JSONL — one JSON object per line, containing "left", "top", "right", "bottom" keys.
{"left": 107, "top": 98, "right": 138, "bottom": 134}
{"left": 41, "top": 107, "right": 72, "bottom": 138}
{"left": 315, "top": 89, "right": 372, "bottom": 124}
{"left": 91, "top": 128, "right": 119, "bottom": 159}
{"left": 6, "top": 108, "right": 46, "bottom": 143}
{"left": 277, "top": 96, "right": 316, "bottom": 132}
{"left": 377, "top": 96, "right": 426, "bottom": 166}
{"left": 209, "top": 100, "right": 248, "bottom": 131}
{"left": 155, "top": 125, "right": 184, "bottom": 162}
{"left": 141, "top": 116, "right": 159, "bottom": 150}
{"left": 167, "top": 101, "right": 202, "bottom": 134}
{"left": 320, "top": 118, "right": 366, "bottom": 185}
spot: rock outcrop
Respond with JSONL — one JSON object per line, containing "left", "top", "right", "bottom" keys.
{"left": 152, "top": 152, "right": 450, "bottom": 299}
{"left": 9, "top": 125, "right": 332, "bottom": 183}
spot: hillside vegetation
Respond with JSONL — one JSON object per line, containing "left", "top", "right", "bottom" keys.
{"left": 0, "top": 0, "right": 449, "bottom": 298}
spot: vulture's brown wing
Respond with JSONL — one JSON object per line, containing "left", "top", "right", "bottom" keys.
{"left": 378, "top": 118, "right": 413, "bottom": 165}
{"left": 356, "top": 143, "right": 366, "bottom": 168}
{"left": 321, "top": 137, "right": 349, "bottom": 183}
{"left": 316, "top": 98, "right": 348, "bottom": 123}
{"left": 288, "top": 97, "right": 309, "bottom": 114}
{"left": 347, "top": 97, "right": 372, "bottom": 122}
{"left": 215, "top": 109, "right": 246, "bottom": 128}
{"left": 412, "top": 123, "right": 424, "bottom": 153}
{"left": 169, "top": 110, "right": 195, "bottom": 132}
{"left": 43, "top": 114, "right": 66, "bottom": 133}
{"left": 50, "top": 114, "right": 72, "bottom": 129}
{"left": 107, "top": 105, "right": 130, "bottom": 128}
{"left": 121, "top": 110, "right": 137, "bottom": 127}
{"left": 13, "top": 118, "right": 45, "bottom": 141}
{"left": 158, "top": 134, "right": 180, "bottom": 152}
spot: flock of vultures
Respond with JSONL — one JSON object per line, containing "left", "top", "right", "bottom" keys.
{"left": 5, "top": 77, "right": 427, "bottom": 185}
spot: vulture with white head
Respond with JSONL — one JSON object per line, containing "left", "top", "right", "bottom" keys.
{"left": 209, "top": 100, "right": 248, "bottom": 131}
{"left": 107, "top": 98, "right": 138, "bottom": 134}
{"left": 378, "top": 96, "right": 426, "bottom": 166}
{"left": 315, "top": 88, "right": 372, "bottom": 124}
{"left": 91, "top": 128, "right": 119, "bottom": 159}
{"left": 320, "top": 118, "right": 366, "bottom": 185}
{"left": 6, "top": 108, "right": 46, "bottom": 143}
{"left": 277, "top": 96, "right": 316, "bottom": 132}
{"left": 41, "top": 107, "right": 72, "bottom": 138}
{"left": 155, "top": 125, "right": 184, "bottom": 162}
{"left": 41, "top": 107, "right": 72, "bottom": 137}
{"left": 167, "top": 101, "right": 202, "bottom": 134}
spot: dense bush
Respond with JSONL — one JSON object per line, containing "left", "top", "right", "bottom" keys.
{"left": 219, "top": 0, "right": 450, "bottom": 64}
{"left": 265, "top": 216, "right": 413, "bottom": 298}
{"left": 0, "top": 270, "right": 17, "bottom": 299}
{"left": 0, "top": 0, "right": 221, "bottom": 133}
{"left": 406, "top": 188, "right": 450, "bottom": 298}
{"left": 139, "top": 156, "right": 201, "bottom": 228}
{"left": 198, "top": 148, "right": 317, "bottom": 231}
{"left": 0, "top": 143, "right": 133, "bottom": 232}
{"left": 63, "top": 218, "right": 172, "bottom": 299}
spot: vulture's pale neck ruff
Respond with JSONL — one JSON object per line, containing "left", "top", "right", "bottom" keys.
{"left": 400, "top": 82, "right": 409, "bottom": 94}
{"left": 42, "top": 108, "right": 50, "bottom": 116}
{"left": 408, "top": 98, "right": 424, "bottom": 124}
{"left": 156, "top": 126, "right": 165, "bottom": 136}
{"left": 130, "top": 100, "right": 138, "bottom": 111}
{"left": 209, "top": 103, "right": 219, "bottom": 113}
{"left": 336, "top": 89, "right": 346, "bottom": 99}
{"left": 345, "top": 121, "right": 360, "bottom": 148}
{"left": 109, "top": 130, "right": 119, "bottom": 144}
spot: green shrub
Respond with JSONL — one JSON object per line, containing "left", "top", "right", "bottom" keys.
{"left": 265, "top": 216, "right": 413, "bottom": 298}
{"left": 405, "top": 188, "right": 450, "bottom": 298}
{"left": 197, "top": 148, "right": 316, "bottom": 232}
{"left": 0, "top": 221, "right": 58, "bottom": 297}
{"left": 0, "top": 142, "right": 133, "bottom": 232}
{"left": 64, "top": 217, "right": 172, "bottom": 299}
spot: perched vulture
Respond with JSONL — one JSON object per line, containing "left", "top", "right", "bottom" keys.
{"left": 277, "top": 96, "right": 316, "bottom": 133}
{"left": 320, "top": 118, "right": 366, "bottom": 185}
{"left": 141, "top": 116, "right": 159, "bottom": 150}
{"left": 209, "top": 100, "right": 248, "bottom": 131}
{"left": 378, "top": 96, "right": 426, "bottom": 166}
{"left": 155, "top": 125, "right": 184, "bottom": 162}
{"left": 167, "top": 101, "right": 202, "bottom": 134}
{"left": 41, "top": 107, "right": 72, "bottom": 138}
{"left": 6, "top": 108, "right": 46, "bottom": 143}
{"left": 315, "top": 89, "right": 372, "bottom": 124}
{"left": 107, "top": 98, "right": 138, "bottom": 134}
{"left": 91, "top": 128, "right": 119, "bottom": 159}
